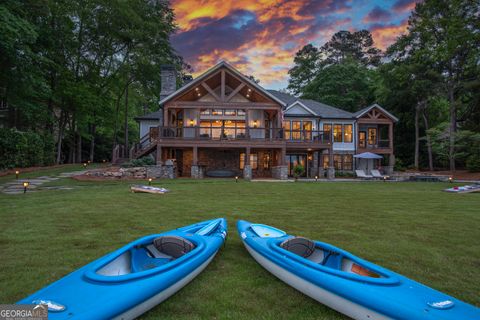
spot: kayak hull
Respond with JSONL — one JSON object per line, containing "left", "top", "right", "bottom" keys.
{"left": 238, "top": 220, "right": 480, "bottom": 320}
{"left": 244, "top": 242, "right": 389, "bottom": 320}
{"left": 18, "top": 219, "right": 227, "bottom": 320}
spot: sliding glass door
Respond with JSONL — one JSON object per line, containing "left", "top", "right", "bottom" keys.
{"left": 286, "top": 154, "right": 307, "bottom": 177}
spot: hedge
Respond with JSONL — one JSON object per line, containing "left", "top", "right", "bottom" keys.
{"left": 0, "top": 128, "right": 55, "bottom": 170}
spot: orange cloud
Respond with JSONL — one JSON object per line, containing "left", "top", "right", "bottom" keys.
{"left": 170, "top": 1, "right": 414, "bottom": 88}
{"left": 370, "top": 20, "right": 409, "bottom": 50}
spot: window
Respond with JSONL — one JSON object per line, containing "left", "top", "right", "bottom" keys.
{"left": 292, "top": 121, "right": 301, "bottom": 140}
{"left": 368, "top": 128, "right": 377, "bottom": 145}
{"left": 344, "top": 124, "right": 353, "bottom": 143}
{"left": 322, "top": 155, "right": 329, "bottom": 169}
{"left": 343, "top": 155, "right": 353, "bottom": 170}
{"left": 212, "top": 109, "right": 223, "bottom": 116}
{"left": 333, "top": 124, "right": 343, "bottom": 142}
{"left": 303, "top": 121, "right": 312, "bottom": 140}
{"left": 224, "top": 109, "right": 236, "bottom": 116}
{"left": 240, "top": 153, "right": 245, "bottom": 169}
{"left": 334, "top": 155, "right": 342, "bottom": 170}
{"left": 323, "top": 123, "right": 332, "bottom": 133}
{"left": 237, "top": 109, "right": 246, "bottom": 116}
{"left": 250, "top": 154, "right": 258, "bottom": 169}
{"left": 283, "top": 121, "right": 291, "bottom": 140}
{"left": 239, "top": 153, "right": 258, "bottom": 169}
{"left": 359, "top": 131, "right": 366, "bottom": 148}
{"left": 201, "top": 109, "right": 211, "bottom": 115}
{"left": 263, "top": 153, "right": 270, "bottom": 169}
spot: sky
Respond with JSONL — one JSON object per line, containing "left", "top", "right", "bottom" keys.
{"left": 170, "top": 0, "right": 419, "bottom": 90}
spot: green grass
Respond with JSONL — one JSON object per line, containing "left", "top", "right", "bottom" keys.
{"left": 0, "top": 167, "right": 479, "bottom": 319}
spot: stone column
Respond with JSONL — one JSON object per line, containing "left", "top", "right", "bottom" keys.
{"left": 272, "top": 166, "right": 288, "bottom": 180}
{"left": 385, "top": 154, "right": 395, "bottom": 175}
{"left": 243, "top": 147, "right": 252, "bottom": 180}
{"left": 310, "top": 151, "right": 319, "bottom": 178}
{"left": 156, "top": 145, "right": 162, "bottom": 165}
{"left": 191, "top": 165, "right": 204, "bottom": 179}
{"left": 327, "top": 147, "right": 335, "bottom": 180}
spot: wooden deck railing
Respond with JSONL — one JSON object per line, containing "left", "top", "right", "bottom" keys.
{"left": 132, "top": 126, "right": 331, "bottom": 158}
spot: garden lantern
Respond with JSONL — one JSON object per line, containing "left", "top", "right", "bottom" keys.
{"left": 23, "top": 181, "right": 29, "bottom": 193}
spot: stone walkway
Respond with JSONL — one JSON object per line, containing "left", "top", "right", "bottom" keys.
{"left": 0, "top": 170, "right": 88, "bottom": 195}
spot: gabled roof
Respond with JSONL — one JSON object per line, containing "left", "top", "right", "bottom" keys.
{"left": 159, "top": 61, "right": 286, "bottom": 107}
{"left": 134, "top": 110, "right": 163, "bottom": 121}
{"left": 353, "top": 103, "right": 399, "bottom": 122}
{"left": 268, "top": 90, "right": 354, "bottom": 119}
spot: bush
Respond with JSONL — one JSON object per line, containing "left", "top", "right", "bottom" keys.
{"left": 121, "top": 156, "right": 155, "bottom": 167}
{"left": 293, "top": 164, "right": 305, "bottom": 179}
{"left": 0, "top": 128, "right": 55, "bottom": 170}
{"left": 466, "top": 155, "right": 480, "bottom": 172}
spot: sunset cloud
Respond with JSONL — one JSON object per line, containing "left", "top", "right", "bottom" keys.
{"left": 170, "top": 0, "right": 417, "bottom": 89}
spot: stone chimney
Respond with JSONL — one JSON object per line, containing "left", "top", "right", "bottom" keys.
{"left": 160, "top": 65, "right": 176, "bottom": 101}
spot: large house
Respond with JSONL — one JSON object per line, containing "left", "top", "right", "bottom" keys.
{"left": 129, "top": 61, "right": 397, "bottom": 180}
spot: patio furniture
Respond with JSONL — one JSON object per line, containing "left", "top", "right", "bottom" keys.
{"left": 371, "top": 169, "right": 387, "bottom": 179}
{"left": 355, "top": 170, "right": 373, "bottom": 179}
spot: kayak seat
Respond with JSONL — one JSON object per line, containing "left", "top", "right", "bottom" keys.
{"left": 280, "top": 237, "right": 315, "bottom": 258}
{"left": 306, "top": 249, "right": 324, "bottom": 263}
{"left": 153, "top": 236, "right": 195, "bottom": 259}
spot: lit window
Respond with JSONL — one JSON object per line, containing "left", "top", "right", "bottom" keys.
{"left": 212, "top": 109, "right": 223, "bottom": 116}
{"left": 368, "top": 128, "right": 377, "bottom": 145}
{"left": 224, "top": 109, "right": 236, "bottom": 116}
{"left": 333, "top": 124, "right": 343, "bottom": 142}
{"left": 359, "top": 131, "right": 366, "bottom": 148}
{"left": 343, "top": 155, "right": 353, "bottom": 170}
{"left": 283, "top": 121, "right": 291, "bottom": 140}
{"left": 250, "top": 154, "right": 258, "bottom": 170}
{"left": 322, "top": 155, "right": 329, "bottom": 169}
{"left": 334, "top": 155, "right": 342, "bottom": 170}
{"left": 201, "top": 109, "right": 211, "bottom": 115}
{"left": 344, "top": 124, "right": 352, "bottom": 143}
{"left": 240, "top": 153, "right": 245, "bottom": 169}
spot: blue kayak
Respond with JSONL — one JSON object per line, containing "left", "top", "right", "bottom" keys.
{"left": 18, "top": 218, "right": 227, "bottom": 319}
{"left": 237, "top": 220, "right": 480, "bottom": 320}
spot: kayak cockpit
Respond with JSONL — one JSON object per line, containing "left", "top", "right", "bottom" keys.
{"left": 278, "top": 237, "right": 383, "bottom": 279}
{"left": 96, "top": 236, "right": 196, "bottom": 276}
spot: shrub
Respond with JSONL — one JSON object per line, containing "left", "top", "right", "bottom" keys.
{"left": 466, "top": 155, "right": 480, "bottom": 172}
{"left": 0, "top": 128, "right": 54, "bottom": 170}
{"left": 293, "top": 164, "right": 305, "bottom": 179}
{"left": 121, "top": 156, "right": 155, "bottom": 167}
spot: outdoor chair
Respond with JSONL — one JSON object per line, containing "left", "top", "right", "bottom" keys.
{"left": 355, "top": 170, "right": 373, "bottom": 180}
{"left": 371, "top": 169, "right": 387, "bottom": 180}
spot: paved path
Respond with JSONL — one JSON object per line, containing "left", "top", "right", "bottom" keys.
{"left": 0, "top": 170, "right": 88, "bottom": 195}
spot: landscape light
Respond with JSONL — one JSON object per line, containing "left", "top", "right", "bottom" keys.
{"left": 15, "top": 170, "right": 19, "bottom": 179}
{"left": 315, "top": 175, "right": 318, "bottom": 182}
{"left": 23, "top": 181, "right": 29, "bottom": 194}
{"left": 449, "top": 176, "right": 453, "bottom": 183}
{"left": 148, "top": 178, "right": 153, "bottom": 186}
{"left": 102, "top": 159, "right": 106, "bottom": 163}
{"left": 235, "top": 176, "right": 239, "bottom": 183}
{"left": 383, "top": 176, "right": 388, "bottom": 182}
{"left": 83, "top": 163, "right": 87, "bottom": 168}
{"left": 87, "top": 160, "right": 91, "bottom": 164}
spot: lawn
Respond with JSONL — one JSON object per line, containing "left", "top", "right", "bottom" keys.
{"left": 0, "top": 166, "right": 479, "bottom": 319}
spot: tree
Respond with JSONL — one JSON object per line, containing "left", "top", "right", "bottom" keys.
{"left": 302, "top": 58, "right": 376, "bottom": 112}
{"left": 318, "top": 30, "right": 382, "bottom": 68}
{"left": 391, "top": 0, "right": 480, "bottom": 170}
{"left": 287, "top": 44, "right": 320, "bottom": 94}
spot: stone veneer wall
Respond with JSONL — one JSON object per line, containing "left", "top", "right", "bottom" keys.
{"left": 272, "top": 165, "right": 288, "bottom": 180}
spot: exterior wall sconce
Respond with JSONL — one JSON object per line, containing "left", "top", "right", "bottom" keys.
{"left": 308, "top": 154, "right": 313, "bottom": 161}
{"left": 189, "top": 119, "right": 195, "bottom": 126}
{"left": 253, "top": 120, "right": 258, "bottom": 128}
{"left": 148, "top": 178, "right": 153, "bottom": 186}
{"left": 23, "top": 181, "right": 29, "bottom": 193}
{"left": 15, "top": 170, "right": 19, "bottom": 180}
